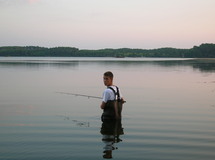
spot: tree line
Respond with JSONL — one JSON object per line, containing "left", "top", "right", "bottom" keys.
{"left": 0, "top": 43, "right": 215, "bottom": 58}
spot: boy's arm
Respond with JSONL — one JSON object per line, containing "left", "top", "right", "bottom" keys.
{"left": 121, "top": 97, "right": 126, "bottom": 104}
{"left": 100, "top": 101, "right": 106, "bottom": 109}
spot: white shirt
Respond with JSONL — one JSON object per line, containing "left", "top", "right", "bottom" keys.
{"left": 102, "top": 86, "right": 122, "bottom": 103}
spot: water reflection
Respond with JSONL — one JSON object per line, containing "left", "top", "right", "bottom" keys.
{"left": 100, "top": 120, "right": 124, "bottom": 159}
{"left": 192, "top": 59, "right": 215, "bottom": 72}
{"left": 0, "top": 60, "right": 79, "bottom": 69}
{"left": 0, "top": 58, "right": 215, "bottom": 72}
{"left": 151, "top": 59, "right": 215, "bottom": 72}
{"left": 102, "top": 59, "right": 215, "bottom": 72}
{"left": 57, "top": 115, "right": 90, "bottom": 127}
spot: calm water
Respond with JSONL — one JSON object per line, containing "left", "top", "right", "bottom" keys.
{"left": 0, "top": 57, "right": 215, "bottom": 160}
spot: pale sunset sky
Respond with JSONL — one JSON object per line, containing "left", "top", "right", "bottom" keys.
{"left": 0, "top": 0, "right": 215, "bottom": 49}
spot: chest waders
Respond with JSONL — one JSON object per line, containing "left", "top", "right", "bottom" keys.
{"left": 101, "top": 86, "right": 123, "bottom": 121}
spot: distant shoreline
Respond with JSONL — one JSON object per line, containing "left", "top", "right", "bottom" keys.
{"left": 0, "top": 43, "right": 215, "bottom": 58}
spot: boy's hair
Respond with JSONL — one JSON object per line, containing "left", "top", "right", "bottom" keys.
{"left": 104, "top": 71, "right": 114, "bottom": 79}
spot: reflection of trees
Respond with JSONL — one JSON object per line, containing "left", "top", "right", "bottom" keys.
{"left": 0, "top": 61, "right": 79, "bottom": 69}
{"left": 191, "top": 59, "right": 215, "bottom": 72}
{"left": 95, "top": 59, "right": 215, "bottom": 73}
{"left": 100, "top": 120, "right": 124, "bottom": 159}
{"left": 154, "top": 59, "right": 215, "bottom": 72}
{"left": 0, "top": 58, "right": 215, "bottom": 73}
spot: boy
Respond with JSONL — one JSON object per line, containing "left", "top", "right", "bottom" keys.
{"left": 100, "top": 71, "right": 125, "bottom": 121}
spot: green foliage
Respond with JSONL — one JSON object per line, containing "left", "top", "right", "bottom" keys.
{"left": 0, "top": 46, "right": 79, "bottom": 57}
{"left": 0, "top": 44, "right": 215, "bottom": 58}
{"left": 49, "top": 47, "right": 79, "bottom": 56}
{"left": 188, "top": 43, "right": 215, "bottom": 58}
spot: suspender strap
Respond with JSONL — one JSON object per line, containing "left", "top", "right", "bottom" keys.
{"left": 116, "top": 87, "right": 120, "bottom": 101}
{"left": 108, "top": 86, "right": 121, "bottom": 102}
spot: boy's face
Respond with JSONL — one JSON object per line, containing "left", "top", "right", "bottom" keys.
{"left": 103, "top": 76, "right": 113, "bottom": 86}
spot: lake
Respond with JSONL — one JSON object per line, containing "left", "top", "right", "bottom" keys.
{"left": 0, "top": 57, "right": 215, "bottom": 160}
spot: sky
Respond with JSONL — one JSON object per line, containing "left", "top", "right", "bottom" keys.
{"left": 0, "top": 0, "right": 215, "bottom": 49}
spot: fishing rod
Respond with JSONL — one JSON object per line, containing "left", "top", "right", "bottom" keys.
{"left": 56, "top": 92, "right": 126, "bottom": 103}
{"left": 56, "top": 91, "right": 102, "bottom": 99}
